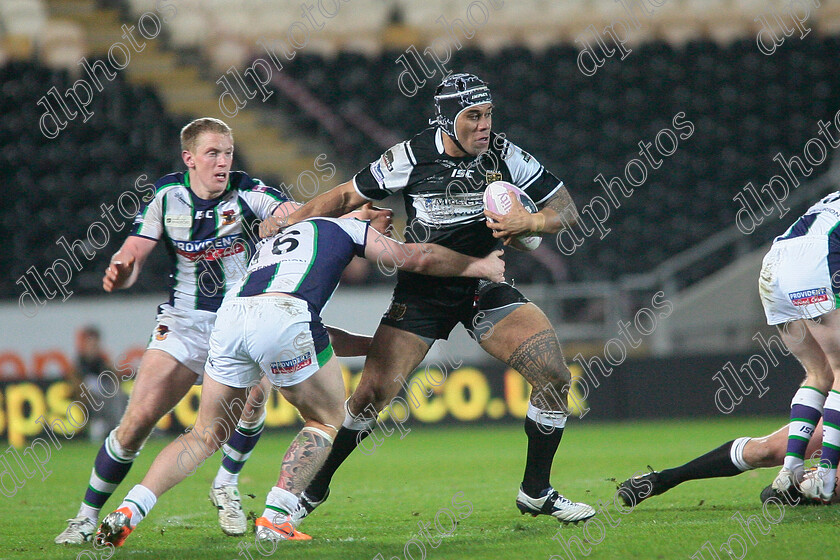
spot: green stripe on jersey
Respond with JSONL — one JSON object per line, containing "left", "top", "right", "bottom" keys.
{"left": 214, "top": 205, "right": 226, "bottom": 297}
{"left": 154, "top": 181, "right": 181, "bottom": 194}
{"left": 292, "top": 222, "right": 318, "bottom": 292}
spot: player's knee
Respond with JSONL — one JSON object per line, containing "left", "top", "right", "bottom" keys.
{"left": 546, "top": 363, "right": 572, "bottom": 392}
{"left": 197, "top": 425, "right": 227, "bottom": 452}
{"left": 353, "top": 382, "right": 392, "bottom": 413}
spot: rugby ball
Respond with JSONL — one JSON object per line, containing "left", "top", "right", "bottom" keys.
{"left": 483, "top": 181, "right": 542, "bottom": 252}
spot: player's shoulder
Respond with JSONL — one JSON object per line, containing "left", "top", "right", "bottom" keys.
{"left": 490, "top": 132, "right": 534, "bottom": 163}
{"left": 230, "top": 171, "right": 289, "bottom": 200}
{"left": 228, "top": 170, "right": 263, "bottom": 191}
{"left": 151, "top": 172, "right": 187, "bottom": 195}
{"left": 405, "top": 127, "right": 439, "bottom": 161}
{"left": 310, "top": 217, "right": 368, "bottom": 238}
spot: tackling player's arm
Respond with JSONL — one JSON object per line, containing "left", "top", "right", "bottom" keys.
{"left": 259, "top": 182, "right": 391, "bottom": 237}
{"left": 364, "top": 229, "right": 505, "bottom": 282}
{"left": 102, "top": 236, "right": 158, "bottom": 292}
{"left": 325, "top": 326, "right": 372, "bottom": 357}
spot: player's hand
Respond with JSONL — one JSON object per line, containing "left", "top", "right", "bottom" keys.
{"left": 484, "top": 192, "right": 541, "bottom": 244}
{"left": 357, "top": 203, "right": 393, "bottom": 234}
{"left": 103, "top": 254, "right": 135, "bottom": 292}
{"left": 259, "top": 215, "right": 286, "bottom": 238}
{"left": 478, "top": 249, "right": 505, "bottom": 283}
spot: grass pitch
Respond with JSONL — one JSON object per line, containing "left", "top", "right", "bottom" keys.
{"left": 4, "top": 416, "right": 839, "bottom": 560}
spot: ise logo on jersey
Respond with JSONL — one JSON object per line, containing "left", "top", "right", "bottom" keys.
{"left": 789, "top": 288, "right": 829, "bottom": 306}
{"left": 270, "top": 351, "right": 312, "bottom": 375}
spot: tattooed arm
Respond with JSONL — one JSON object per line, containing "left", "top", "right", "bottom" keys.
{"left": 483, "top": 186, "right": 579, "bottom": 242}
{"left": 538, "top": 185, "right": 579, "bottom": 233}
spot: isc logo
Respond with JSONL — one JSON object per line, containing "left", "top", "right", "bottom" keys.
{"left": 800, "top": 426, "right": 813, "bottom": 435}
{"left": 195, "top": 210, "right": 215, "bottom": 219}
{"left": 451, "top": 169, "right": 473, "bottom": 179}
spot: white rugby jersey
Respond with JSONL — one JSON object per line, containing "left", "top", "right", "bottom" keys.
{"left": 131, "top": 171, "right": 290, "bottom": 312}
{"left": 775, "top": 191, "right": 840, "bottom": 242}
{"left": 234, "top": 218, "right": 368, "bottom": 315}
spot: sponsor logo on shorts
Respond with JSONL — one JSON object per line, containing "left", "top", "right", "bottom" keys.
{"left": 155, "top": 325, "right": 170, "bottom": 340}
{"left": 270, "top": 351, "right": 312, "bottom": 375}
{"left": 382, "top": 149, "right": 395, "bottom": 172}
{"left": 789, "top": 288, "right": 830, "bottom": 306}
{"left": 371, "top": 162, "right": 385, "bottom": 186}
{"left": 385, "top": 302, "right": 407, "bottom": 321}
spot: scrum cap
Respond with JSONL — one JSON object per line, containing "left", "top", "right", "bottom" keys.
{"left": 431, "top": 73, "right": 492, "bottom": 143}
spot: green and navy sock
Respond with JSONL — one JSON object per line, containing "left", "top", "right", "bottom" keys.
{"left": 816, "top": 390, "right": 840, "bottom": 495}
{"left": 213, "top": 412, "right": 265, "bottom": 488}
{"left": 78, "top": 430, "right": 140, "bottom": 521}
{"left": 784, "top": 386, "right": 826, "bottom": 473}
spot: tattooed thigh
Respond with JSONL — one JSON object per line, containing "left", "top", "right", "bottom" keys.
{"left": 507, "top": 329, "right": 572, "bottom": 407}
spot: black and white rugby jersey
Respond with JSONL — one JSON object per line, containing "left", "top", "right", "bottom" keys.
{"left": 353, "top": 127, "right": 564, "bottom": 259}
{"left": 131, "top": 171, "right": 290, "bottom": 312}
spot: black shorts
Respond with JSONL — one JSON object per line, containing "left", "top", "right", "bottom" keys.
{"left": 380, "top": 277, "right": 530, "bottom": 344}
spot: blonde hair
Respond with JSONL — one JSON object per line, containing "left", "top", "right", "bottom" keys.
{"left": 180, "top": 118, "right": 233, "bottom": 152}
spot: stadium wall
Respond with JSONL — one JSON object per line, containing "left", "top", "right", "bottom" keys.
{"left": 2, "top": 294, "right": 801, "bottom": 447}
{"left": 0, "top": 350, "right": 801, "bottom": 448}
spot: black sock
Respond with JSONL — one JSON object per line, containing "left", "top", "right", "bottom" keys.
{"left": 305, "top": 426, "right": 369, "bottom": 501}
{"left": 657, "top": 440, "right": 742, "bottom": 489}
{"left": 521, "top": 417, "right": 564, "bottom": 496}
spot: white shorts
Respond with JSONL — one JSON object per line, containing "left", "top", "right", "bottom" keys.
{"left": 205, "top": 296, "right": 334, "bottom": 388}
{"left": 146, "top": 303, "right": 216, "bottom": 378}
{"left": 759, "top": 237, "right": 839, "bottom": 325}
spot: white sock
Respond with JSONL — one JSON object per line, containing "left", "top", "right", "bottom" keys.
{"left": 120, "top": 485, "right": 158, "bottom": 528}
{"left": 262, "top": 487, "right": 298, "bottom": 525}
{"left": 730, "top": 437, "right": 753, "bottom": 471}
{"left": 78, "top": 504, "right": 98, "bottom": 522}
{"left": 342, "top": 399, "right": 378, "bottom": 431}
{"left": 213, "top": 467, "right": 239, "bottom": 489}
{"left": 526, "top": 403, "right": 568, "bottom": 431}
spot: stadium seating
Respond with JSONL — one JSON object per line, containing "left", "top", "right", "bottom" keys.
{"left": 6, "top": 0, "right": 840, "bottom": 298}
{"left": 258, "top": 36, "right": 840, "bottom": 284}
{"left": 0, "top": 59, "right": 184, "bottom": 298}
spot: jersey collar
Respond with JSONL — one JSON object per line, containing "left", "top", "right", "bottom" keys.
{"left": 435, "top": 128, "right": 445, "bottom": 154}
{"left": 184, "top": 170, "right": 232, "bottom": 196}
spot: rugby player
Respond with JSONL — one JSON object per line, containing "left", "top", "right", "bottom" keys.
{"left": 267, "top": 73, "right": 596, "bottom": 523}
{"left": 95, "top": 216, "right": 506, "bottom": 546}
{"left": 618, "top": 421, "right": 826, "bottom": 506}
{"left": 621, "top": 191, "right": 840, "bottom": 506}
{"left": 55, "top": 118, "right": 385, "bottom": 544}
